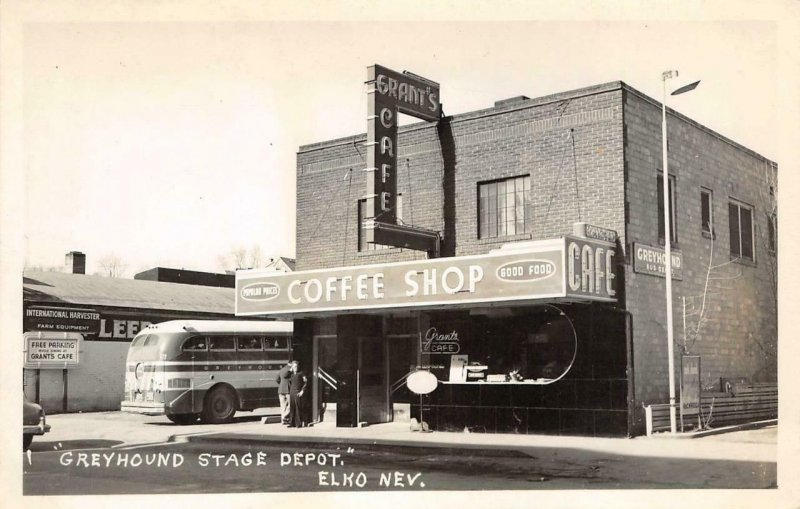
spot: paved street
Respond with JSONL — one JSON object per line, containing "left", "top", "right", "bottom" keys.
{"left": 21, "top": 410, "right": 778, "bottom": 494}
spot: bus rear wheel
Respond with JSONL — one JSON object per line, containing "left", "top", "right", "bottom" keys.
{"left": 201, "top": 385, "right": 237, "bottom": 424}
{"left": 166, "top": 413, "right": 199, "bottom": 425}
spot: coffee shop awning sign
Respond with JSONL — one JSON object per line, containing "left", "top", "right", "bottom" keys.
{"left": 236, "top": 236, "right": 617, "bottom": 316}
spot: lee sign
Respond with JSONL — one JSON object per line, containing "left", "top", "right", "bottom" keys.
{"left": 236, "top": 236, "right": 617, "bottom": 316}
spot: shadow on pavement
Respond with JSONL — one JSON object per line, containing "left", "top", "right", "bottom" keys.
{"left": 29, "top": 439, "right": 124, "bottom": 452}
{"left": 145, "top": 413, "right": 279, "bottom": 426}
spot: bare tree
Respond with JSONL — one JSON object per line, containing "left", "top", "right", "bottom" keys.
{"left": 23, "top": 262, "right": 63, "bottom": 273}
{"left": 758, "top": 160, "right": 778, "bottom": 311}
{"left": 248, "top": 244, "right": 263, "bottom": 269}
{"left": 230, "top": 248, "right": 248, "bottom": 270}
{"left": 681, "top": 223, "right": 741, "bottom": 354}
{"left": 98, "top": 253, "right": 128, "bottom": 278}
{"left": 217, "top": 246, "right": 264, "bottom": 271}
{"left": 750, "top": 160, "right": 778, "bottom": 360}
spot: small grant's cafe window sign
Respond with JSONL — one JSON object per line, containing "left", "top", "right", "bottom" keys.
{"left": 236, "top": 236, "right": 617, "bottom": 316}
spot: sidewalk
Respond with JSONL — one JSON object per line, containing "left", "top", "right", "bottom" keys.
{"left": 39, "top": 410, "right": 777, "bottom": 464}
{"left": 185, "top": 418, "right": 777, "bottom": 464}
{"left": 31, "top": 411, "right": 778, "bottom": 490}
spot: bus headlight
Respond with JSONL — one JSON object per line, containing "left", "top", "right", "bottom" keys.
{"left": 135, "top": 363, "right": 144, "bottom": 380}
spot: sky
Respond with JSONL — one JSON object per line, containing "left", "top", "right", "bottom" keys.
{"left": 13, "top": 11, "right": 789, "bottom": 278}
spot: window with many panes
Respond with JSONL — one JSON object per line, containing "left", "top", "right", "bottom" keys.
{"left": 657, "top": 172, "right": 677, "bottom": 244}
{"left": 700, "top": 187, "right": 714, "bottom": 235}
{"left": 728, "top": 200, "right": 755, "bottom": 261}
{"left": 478, "top": 175, "right": 532, "bottom": 239}
{"left": 358, "top": 194, "right": 403, "bottom": 252}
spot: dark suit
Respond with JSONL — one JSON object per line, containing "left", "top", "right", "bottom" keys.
{"left": 288, "top": 370, "right": 308, "bottom": 427}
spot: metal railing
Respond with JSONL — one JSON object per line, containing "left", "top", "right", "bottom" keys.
{"left": 317, "top": 367, "right": 338, "bottom": 391}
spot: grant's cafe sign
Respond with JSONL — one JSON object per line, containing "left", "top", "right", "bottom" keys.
{"left": 236, "top": 237, "right": 617, "bottom": 316}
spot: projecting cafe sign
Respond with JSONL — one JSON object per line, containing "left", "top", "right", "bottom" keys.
{"left": 363, "top": 64, "right": 441, "bottom": 249}
{"left": 236, "top": 236, "right": 618, "bottom": 316}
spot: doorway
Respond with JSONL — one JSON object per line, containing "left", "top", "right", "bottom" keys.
{"left": 357, "top": 335, "right": 389, "bottom": 424}
{"left": 312, "top": 334, "right": 337, "bottom": 423}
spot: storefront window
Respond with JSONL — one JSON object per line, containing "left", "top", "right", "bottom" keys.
{"left": 426, "top": 306, "right": 577, "bottom": 384}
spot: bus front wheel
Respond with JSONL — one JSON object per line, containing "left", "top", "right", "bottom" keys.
{"left": 201, "top": 385, "right": 237, "bottom": 424}
{"left": 166, "top": 413, "right": 199, "bottom": 425}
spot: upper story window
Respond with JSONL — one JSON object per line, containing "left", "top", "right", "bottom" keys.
{"left": 728, "top": 199, "right": 755, "bottom": 261}
{"left": 478, "top": 175, "right": 532, "bottom": 239}
{"left": 700, "top": 187, "right": 714, "bottom": 235}
{"left": 657, "top": 172, "right": 677, "bottom": 244}
{"left": 358, "top": 194, "right": 403, "bottom": 252}
{"left": 768, "top": 213, "right": 777, "bottom": 254}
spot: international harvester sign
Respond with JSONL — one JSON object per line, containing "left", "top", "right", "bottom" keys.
{"left": 236, "top": 237, "right": 617, "bottom": 316}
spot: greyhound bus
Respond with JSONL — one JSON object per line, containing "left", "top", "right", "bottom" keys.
{"left": 121, "top": 320, "right": 292, "bottom": 424}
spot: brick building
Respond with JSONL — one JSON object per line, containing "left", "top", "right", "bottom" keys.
{"left": 238, "top": 78, "right": 777, "bottom": 436}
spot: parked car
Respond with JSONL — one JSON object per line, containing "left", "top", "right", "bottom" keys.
{"left": 23, "top": 393, "right": 50, "bottom": 451}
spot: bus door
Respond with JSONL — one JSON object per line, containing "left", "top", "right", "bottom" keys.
{"left": 181, "top": 335, "right": 209, "bottom": 413}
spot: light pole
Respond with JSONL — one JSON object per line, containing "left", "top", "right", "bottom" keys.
{"left": 661, "top": 70, "right": 700, "bottom": 433}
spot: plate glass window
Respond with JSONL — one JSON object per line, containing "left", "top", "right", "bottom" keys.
{"left": 657, "top": 173, "right": 677, "bottom": 244}
{"left": 700, "top": 188, "right": 714, "bottom": 234}
{"left": 478, "top": 175, "right": 532, "bottom": 239}
{"left": 728, "top": 200, "right": 755, "bottom": 261}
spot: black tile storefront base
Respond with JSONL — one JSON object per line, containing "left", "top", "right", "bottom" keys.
{"left": 496, "top": 407, "right": 528, "bottom": 434}
{"left": 413, "top": 405, "right": 629, "bottom": 437}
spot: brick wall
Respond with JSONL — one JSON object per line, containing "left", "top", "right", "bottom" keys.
{"left": 622, "top": 86, "right": 778, "bottom": 416}
{"left": 296, "top": 82, "right": 626, "bottom": 269}
{"left": 294, "top": 80, "right": 778, "bottom": 436}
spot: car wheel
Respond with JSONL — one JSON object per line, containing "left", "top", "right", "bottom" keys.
{"left": 201, "top": 386, "right": 237, "bottom": 424}
{"left": 23, "top": 434, "right": 33, "bottom": 451}
{"left": 166, "top": 413, "right": 200, "bottom": 425}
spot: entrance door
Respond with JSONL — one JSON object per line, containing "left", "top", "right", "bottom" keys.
{"left": 312, "top": 335, "right": 337, "bottom": 423}
{"left": 358, "top": 336, "right": 389, "bottom": 424}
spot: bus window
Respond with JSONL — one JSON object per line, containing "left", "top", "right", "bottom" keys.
{"left": 208, "top": 336, "right": 235, "bottom": 351}
{"left": 237, "top": 336, "right": 262, "bottom": 351}
{"left": 143, "top": 335, "right": 160, "bottom": 347}
{"left": 182, "top": 336, "right": 207, "bottom": 351}
{"left": 267, "top": 337, "right": 288, "bottom": 349}
{"left": 131, "top": 335, "right": 148, "bottom": 347}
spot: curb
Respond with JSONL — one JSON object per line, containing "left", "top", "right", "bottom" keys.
{"left": 180, "top": 432, "right": 532, "bottom": 458}
{"left": 650, "top": 419, "right": 777, "bottom": 439}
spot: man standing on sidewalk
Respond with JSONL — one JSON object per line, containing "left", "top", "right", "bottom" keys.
{"left": 275, "top": 361, "right": 292, "bottom": 425}
{"left": 288, "top": 360, "right": 308, "bottom": 428}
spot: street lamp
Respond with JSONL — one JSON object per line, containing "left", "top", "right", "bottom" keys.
{"left": 661, "top": 70, "right": 700, "bottom": 433}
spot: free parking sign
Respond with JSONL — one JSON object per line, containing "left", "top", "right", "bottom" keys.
{"left": 24, "top": 332, "right": 82, "bottom": 369}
